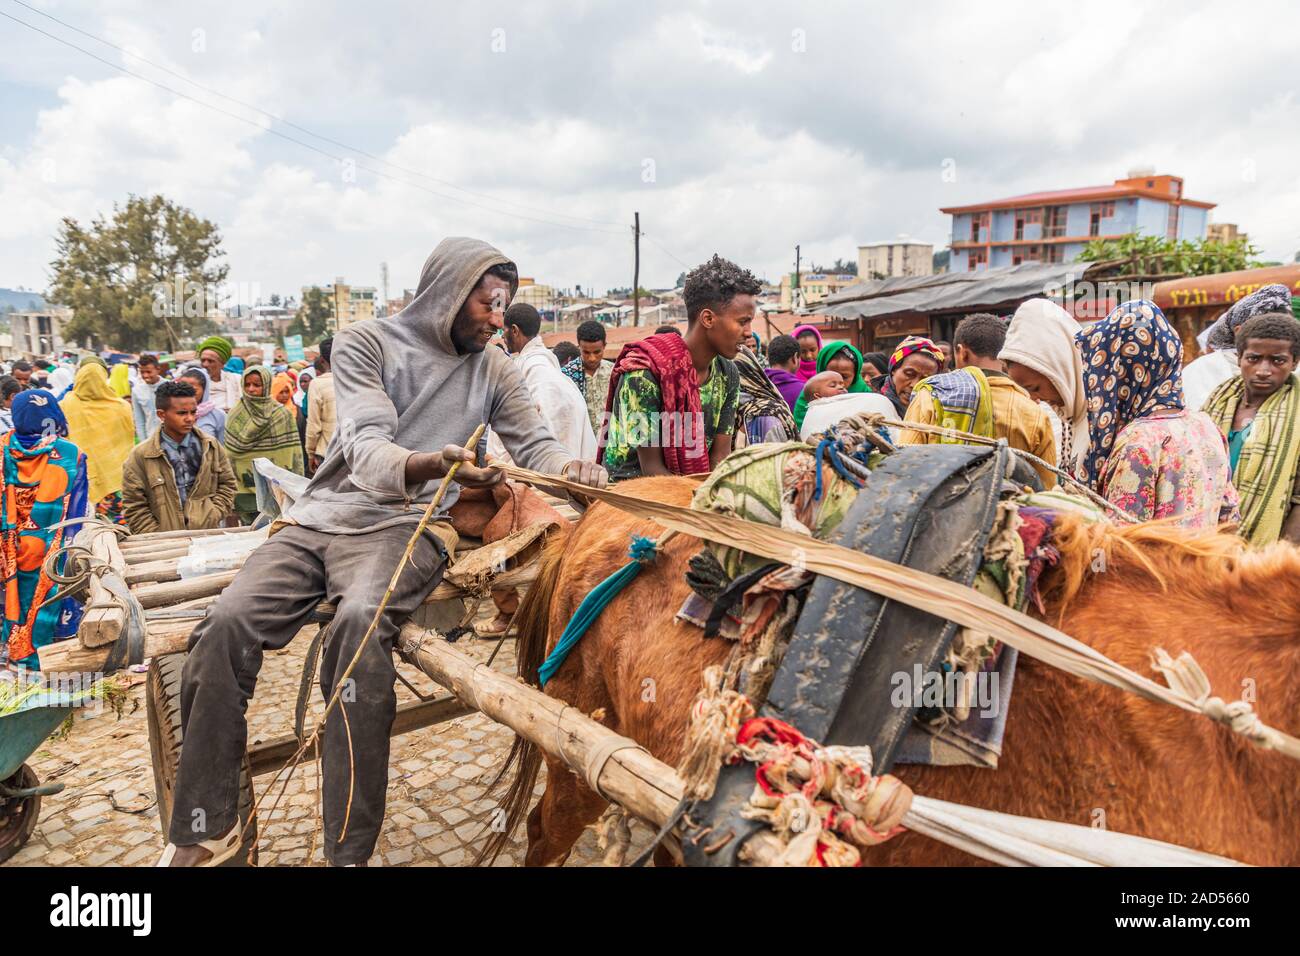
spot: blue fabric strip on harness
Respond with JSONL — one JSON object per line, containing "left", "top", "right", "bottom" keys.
{"left": 813, "top": 436, "right": 867, "bottom": 501}
{"left": 538, "top": 535, "right": 658, "bottom": 687}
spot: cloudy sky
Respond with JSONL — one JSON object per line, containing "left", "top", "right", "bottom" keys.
{"left": 2, "top": 0, "right": 1298, "bottom": 304}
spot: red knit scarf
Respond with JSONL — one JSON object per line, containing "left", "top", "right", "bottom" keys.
{"left": 598, "top": 332, "right": 711, "bottom": 475}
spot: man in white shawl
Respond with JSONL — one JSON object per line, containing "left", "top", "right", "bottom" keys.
{"left": 492, "top": 302, "right": 597, "bottom": 461}
{"left": 998, "top": 298, "right": 1090, "bottom": 481}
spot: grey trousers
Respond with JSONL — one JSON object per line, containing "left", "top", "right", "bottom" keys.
{"left": 167, "top": 522, "right": 447, "bottom": 865}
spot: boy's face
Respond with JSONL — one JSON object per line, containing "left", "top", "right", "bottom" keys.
{"left": 579, "top": 339, "right": 606, "bottom": 373}
{"left": 699, "top": 294, "right": 755, "bottom": 360}
{"left": 158, "top": 395, "right": 197, "bottom": 437}
{"left": 1240, "top": 338, "right": 1297, "bottom": 399}
{"left": 140, "top": 363, "right": 161, "bottom": 385}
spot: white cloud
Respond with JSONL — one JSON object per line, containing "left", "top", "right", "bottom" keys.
{"left": 1, "top": 0, "right": 1298, "bottom": 308}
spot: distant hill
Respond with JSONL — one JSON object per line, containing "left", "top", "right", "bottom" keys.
{"left": 0, "top": 288, "right": 49, "bottom": 313}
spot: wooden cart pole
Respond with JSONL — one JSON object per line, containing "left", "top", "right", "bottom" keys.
{"left": 395, "top": 623, "right": 787, "bottom": 866}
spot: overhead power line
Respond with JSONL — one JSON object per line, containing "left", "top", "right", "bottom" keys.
{"left": 2, "top": 4, "right": 626, "bottom": 235}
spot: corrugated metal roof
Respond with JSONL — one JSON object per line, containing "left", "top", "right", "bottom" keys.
{"left": 811, "top": 261, "right": 1106, "bottom": 321}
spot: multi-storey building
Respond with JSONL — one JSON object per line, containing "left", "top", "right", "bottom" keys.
{"left": 780, "top": 272, "right": 859, "bottom": 310}
{"left": 1206, "top": 222, "right": 1248, "bottom": 246}
{"left": 302, "top": 278, "right": 377, "bottom": 331}
{"left": 942, "top": 172, "right": 1214, "bottom": 272}
{"left": 10, "top": 309, "right": 68, "bottom": 357}
{"left": 857, "top": 238, "right": 934, "bottom": 279}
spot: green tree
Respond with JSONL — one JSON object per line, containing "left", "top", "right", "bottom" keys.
{"left": 1077, "top": 234, "right": 1260, "bottom": 278}
{"left": 49, "top": 194, "right": 228, "bottom": 352}
{"left": 289, "top": 286, "right": 334, "bottom": 341}
{"left": 810, "top": 258, "right": 858, "bottom": 275}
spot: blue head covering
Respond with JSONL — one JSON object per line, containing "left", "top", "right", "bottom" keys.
{"left": 1075, "top": 299, "right": 1185, "bottom": 487}
{"left": 224, "top": 356, "right": 246, "bottom": 374}
{"left": 11, "top": 389, "right": 68, "bottom": 448}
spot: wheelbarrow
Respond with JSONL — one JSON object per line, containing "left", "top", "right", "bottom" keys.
{"left": 0, "top": 689, "right": 88, "bottom": 864}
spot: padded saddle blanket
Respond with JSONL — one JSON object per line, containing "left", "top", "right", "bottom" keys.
{"left": 680, "top": 442, "right": 1037, "bottom": 866}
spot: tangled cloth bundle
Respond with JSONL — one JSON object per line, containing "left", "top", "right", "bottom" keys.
{"left": 691, "top": 442, "right": 858, "bottom": 579}
{"left": 679, "top": 666, "right": 913, "bottom": 867}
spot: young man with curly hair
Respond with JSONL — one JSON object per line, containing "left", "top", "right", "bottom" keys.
{"left": 599, "top": 254, "right": 758, "bottom": 479}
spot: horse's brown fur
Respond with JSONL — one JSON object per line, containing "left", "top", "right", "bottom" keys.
{"left": 489, "top": 476, "right": 1300, "bottom": 866}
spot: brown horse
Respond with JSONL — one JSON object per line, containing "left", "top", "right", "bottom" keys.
{"left": 483, "top": 476, "right": 1300, "bottom": 866}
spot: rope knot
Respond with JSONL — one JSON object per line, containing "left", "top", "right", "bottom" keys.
{"left": 1198, "top": 695, "right": 1268, "bottom": 744}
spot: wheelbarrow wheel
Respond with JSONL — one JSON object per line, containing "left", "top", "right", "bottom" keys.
{"left": 0, "top": 764, "right": 42, "bottom": 864}
{"left": 147, "top": 652, "right": 258, "bottom": 866}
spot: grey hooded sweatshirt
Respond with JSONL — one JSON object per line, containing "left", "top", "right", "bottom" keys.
{"left": 285, "top": 237, "right": 573, "bottom": 534}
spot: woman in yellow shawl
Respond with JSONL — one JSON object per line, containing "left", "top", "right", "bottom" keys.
{"left": 59, "top": 363, "right": 136, "bottom": 524}
{"left": 224, "top": 365, "right": 304, "bottom": 523}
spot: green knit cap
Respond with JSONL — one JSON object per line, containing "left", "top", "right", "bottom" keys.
{"left": 197, "top": 336, "right": 234, "bottom": 363}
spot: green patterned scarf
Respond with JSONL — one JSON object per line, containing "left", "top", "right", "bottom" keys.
{"left": 691, "top": 442, "right": 858, "bottom": 578}
{"left": 225, "top": 365, "right": 303, "bottom": 512}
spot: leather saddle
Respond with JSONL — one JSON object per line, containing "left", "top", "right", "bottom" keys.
{"left": 679, "top": 442, "right": 1040, "bottom": 866}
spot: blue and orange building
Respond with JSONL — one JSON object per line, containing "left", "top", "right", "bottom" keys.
{"left": 942, "top": 172, "right": 1214, "bottom": 272}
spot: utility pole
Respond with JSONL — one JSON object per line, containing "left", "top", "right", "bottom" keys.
{"left": 794, "top": 244, "right": 801, "bottom": 310}
{"left": 380, "top": 261, "right": 389, "bottom": 317}
{"left": 632, "top": 212, "right": 641, "bottom": 327}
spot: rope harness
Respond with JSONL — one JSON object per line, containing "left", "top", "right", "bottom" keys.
{"left": 504, "top": 463, "right": 1300, "bottom": 765}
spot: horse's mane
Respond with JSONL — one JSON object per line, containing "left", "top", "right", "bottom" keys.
{"left": 1041, "top": 511, "right": 1300, "bottom": 626}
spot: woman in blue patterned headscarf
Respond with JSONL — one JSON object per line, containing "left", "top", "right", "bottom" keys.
{"left": 1075, "top": 300, "right": 1237, "bottom": 527}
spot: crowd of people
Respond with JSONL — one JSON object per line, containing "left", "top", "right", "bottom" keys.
{"left": 106, "top": 238, "right": 1294, "bottom": 867}
{"left": 1, "top": 335, "right": 338, "bottom": 668}
{"left": 512, "top": 262, "right": 1300, "bottom": 552}
{"left": 5, "top": 258, "right": 1299, "bottom": 678}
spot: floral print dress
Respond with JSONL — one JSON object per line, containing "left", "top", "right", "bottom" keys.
{"left": 1098, "top": 410, "right": 1240, "bottom": 528}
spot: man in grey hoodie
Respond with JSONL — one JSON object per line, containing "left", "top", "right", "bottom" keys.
{"left": 161, "top": 238, "right": 607, "bottom": 867}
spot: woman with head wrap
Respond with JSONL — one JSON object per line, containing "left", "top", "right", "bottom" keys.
{"left": 223, "top": 355, "right": 245, "bottom": 376}
{"left": 179, "top": 367, "right": 227, "bottom": 444}
{"left": 793, "top": 341, "right": 871, "bottom": 430}
{"left": 293, "top": 367, "right": 316, "bottom": 453}
{"left": 733, "top": 346, "right": 798, "bottom": 445}
{"left": 791, "top": 324, "right": 823, "bottom": 382}
{"left": 272, "top": 370, "right": 296, "bottom": 408}
{"left": 47, "top": 364, "right": 76, "bottom": 401}
{"left": 861, "top": 351, "right": 888, "bottom": 381}
{"left": 224, "top": 365, "right": 304, "bottom": 523}
{"left": 870, "top": 336, "right": 945, "bottom": 415}
{"left": 1183, "top": 284, "right": 1294, "bottom": 411}
{"left": 1, "top": 391, "right": 89, "bottom": 667}
{"left": 59, "top": 363, "right": 136, "bottom": 525}
{"left": 999, "top": 298, "right": 1090, "bottom": 480}
{"left": 1076, "top": 300, "right": 1237, "bottom": 527}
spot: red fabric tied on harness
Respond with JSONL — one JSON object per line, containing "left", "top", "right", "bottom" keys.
{"left": 598, "top": 332, "right": 711, "bottom": 476}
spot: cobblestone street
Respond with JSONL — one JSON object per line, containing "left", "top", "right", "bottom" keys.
{"left": 8, "top": 623, "right": 653, "bottom": 867}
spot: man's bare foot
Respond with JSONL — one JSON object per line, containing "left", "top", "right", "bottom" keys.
{"left": 476, "top": 612, "right": 513, "bottom": 637}
{"left": 166, "top": 824, "right": 237, "bottom": 866}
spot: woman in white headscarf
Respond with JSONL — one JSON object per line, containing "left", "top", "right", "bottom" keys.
{"left": 998, "top": 298, "right": 1089, "bottom": 481}
{"left": 47, "top": 364, "right": 76, "bottom": 401}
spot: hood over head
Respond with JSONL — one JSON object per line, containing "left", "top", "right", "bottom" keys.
{"left": 398, "top": 237, "right": 518, "bottom": 354}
